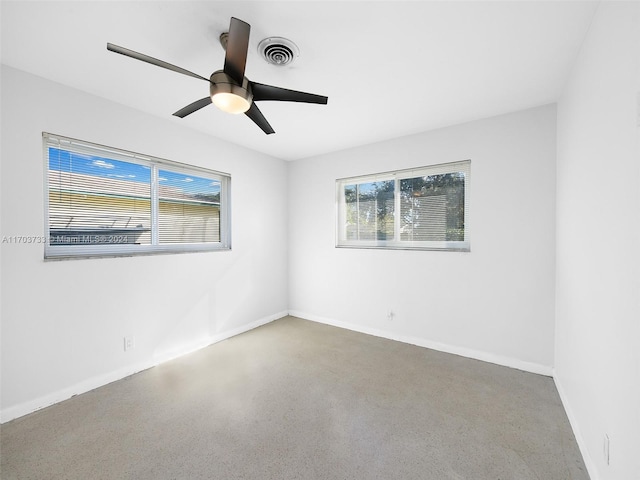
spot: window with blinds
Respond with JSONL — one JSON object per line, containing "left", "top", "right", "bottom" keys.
{"left": 44, "top": 133, "right": 230, "bottom": 259}
{"left": 336, "top": 160, "right": 470, "bottom": 251}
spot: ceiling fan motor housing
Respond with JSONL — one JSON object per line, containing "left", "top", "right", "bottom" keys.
{"left": 209, "top": 70, "right": 253, "bottom": 113}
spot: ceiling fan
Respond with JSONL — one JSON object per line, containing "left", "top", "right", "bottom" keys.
{"left": 107, "top": 17, "right": 328, "bottom": 135}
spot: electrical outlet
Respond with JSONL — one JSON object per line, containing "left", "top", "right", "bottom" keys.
{"left": 123, "top": 336, "right": 135, "bottom": 352}
{"left": 604, "top": 434, "right": 610, "bottom": 465}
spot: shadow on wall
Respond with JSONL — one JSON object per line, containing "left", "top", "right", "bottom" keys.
{"left": 152, "top": 250, "right": 255, "bottom": 363}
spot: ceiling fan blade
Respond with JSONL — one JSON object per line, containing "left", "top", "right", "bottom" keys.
{"left": 223, "top": 17, "right": 250, "bottom": 85}
{"left": 245, "top": 103, "right": 275, "bottom": 135}
{"left": 173, "top": 97, "right": 212, "bottom": 118}
{"left": 251, "top": 82, "right": 328, "bottom": 104}
{"left": 107, "top": 43, "right": 210, "bottom": 83}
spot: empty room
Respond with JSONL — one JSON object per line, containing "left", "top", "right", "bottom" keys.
{"left": 1, "top": 1, "right": 638, "bottom": 479}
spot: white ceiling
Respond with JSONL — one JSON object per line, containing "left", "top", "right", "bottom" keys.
{"left": 1, "top": 1, "right": 598, "bottom": 161}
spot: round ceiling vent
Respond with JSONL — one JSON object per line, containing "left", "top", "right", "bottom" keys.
{"left": 257, "top": 37, "right": 299, "bottom": 66}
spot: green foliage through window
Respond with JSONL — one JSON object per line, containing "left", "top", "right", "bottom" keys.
{"left": 337, "top": 161, "right": 470, "bottom": 251}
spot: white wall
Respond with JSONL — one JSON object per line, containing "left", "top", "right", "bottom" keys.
{"left": 288, "top": 105, "right": 557, "bottom": 374}
{"left": 555, "top": 3, "right": 640, "bottom": 479}
{"left": 0, "top": 66, "right": 289, "bottom": 421}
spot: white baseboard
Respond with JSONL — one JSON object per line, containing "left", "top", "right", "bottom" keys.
{"left": 289, "top": 310, "right": 553, "bottom": 377}
{"left": 0, "top": 311, "right": 287, "bottom": 424}
{"left": 553, "top": 373, "right": 599, "bottom": 480}
{"left": 0, "top": 360, "right": 153, "bottom": 425}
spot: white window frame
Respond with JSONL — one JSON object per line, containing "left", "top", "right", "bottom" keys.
{"left": 43, "top": 133, "right": 231, "bottom": 259}
{"left": 336, "top": 160, "right": 470, "bottom": 251}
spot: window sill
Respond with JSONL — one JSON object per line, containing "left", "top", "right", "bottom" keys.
{"left": 335, "top": 242, "right": 470, "bottom": 252}
{"left": 44, "top": 244, "right": 231, "bottom": 261}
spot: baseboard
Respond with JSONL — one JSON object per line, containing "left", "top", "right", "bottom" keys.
{"left": 289, "top": 310, "right": 553, "bottom": 377}
{"left": 0, "top": 359, "right": 156, "bottom": 425}
{"left": 553, "top": 373, "right": 599, "bottom": 480}
{"left": 0, "top": 311, "right": 287, "bottom": 424}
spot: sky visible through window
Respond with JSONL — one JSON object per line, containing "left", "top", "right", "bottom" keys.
{"left": 48, "top": 148, "right": 221, "bottom": 196}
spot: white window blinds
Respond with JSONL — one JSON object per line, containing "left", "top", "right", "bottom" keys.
{"left": 158, "top": 168, "right": 221, "bottom": 244}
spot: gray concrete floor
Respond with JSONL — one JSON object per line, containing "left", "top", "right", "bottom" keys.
{"left": 1, "top": 316, "right": 588, "bottom": 479}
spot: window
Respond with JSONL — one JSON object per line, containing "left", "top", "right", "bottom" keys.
{"left": 336, "top": 160, "right": 470, "bottom": 251}
{"left": 44, "top": 133, "right": 230, "bottom": 259}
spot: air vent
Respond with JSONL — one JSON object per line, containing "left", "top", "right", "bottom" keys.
{"left": 258, "top": 37, "right": 299, "bottom": 66}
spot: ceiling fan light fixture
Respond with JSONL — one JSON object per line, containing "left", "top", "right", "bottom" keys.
{"left": 211, "top": 91, "right": 251, "bottom": 114}
{"left": 209, "top": 71, "right": 253, "bottom": 114}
